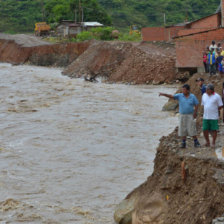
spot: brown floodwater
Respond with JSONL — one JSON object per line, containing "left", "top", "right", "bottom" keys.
{"left": 0, "top": 63, "right": 178, "bottom": 223}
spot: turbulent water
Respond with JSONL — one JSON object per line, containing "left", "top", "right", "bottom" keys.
{"left": 0, "top": 63, "right": 178, "bottom": 223}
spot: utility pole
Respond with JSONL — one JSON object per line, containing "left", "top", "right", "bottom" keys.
{"left": 40, "top": 0, "right": 45, "bottom": 21}
{"left": 79, "top": 0, "right": 82, "bottom": 23}
{"left": 75, "top": 9, "right": 77, "bottom": 23}
{"left": 163, "top": 13, "right": 166, "bottom": 26}
{"left": 81, "top": 7, "right": 84, "bottom": 22}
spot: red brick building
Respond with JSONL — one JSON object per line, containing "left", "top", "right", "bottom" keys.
{"left": 142, "top": 25, "right": 186, "bottom": 42}
{"left": 175, "top": 0, "right": 224, "bottom": 71}
{"left": 177, "top": 13, "right": 221, "bottom": 37}
{"left": 142, "top": 12, "right": 221, "bottom": 42}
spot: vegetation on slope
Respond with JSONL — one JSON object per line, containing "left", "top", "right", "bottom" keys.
{"left": 0, "top": 0, "right": 221, "bottom": 33}
{"left": 98, "top": 0, "right": 220, "bottom": 29}
{"left": 0, "top": 0, "right": 111, "bottom": 33}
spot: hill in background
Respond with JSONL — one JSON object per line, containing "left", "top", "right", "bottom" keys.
{"left": 98, "top": 0, "right": 220, "bottom": 29}
{"left": 0, "top": 0, "right": 221, "bottom": 33}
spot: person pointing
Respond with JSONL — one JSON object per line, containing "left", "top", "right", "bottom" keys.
{"left": 159, "top": 84, "right": 200, "bottom": 148}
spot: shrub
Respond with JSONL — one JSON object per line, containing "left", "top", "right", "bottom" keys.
{"left": 118, "top": 32, "right": 141, "bottom": 41}
{"left": 91, "top": 26, "right": 114, "bottom": 40}
{"left": 76, "top": 31, "right": 94, "bottom": 42}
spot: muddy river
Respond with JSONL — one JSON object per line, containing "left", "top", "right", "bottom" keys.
{"left": 0, "top": 63, "right": 178, "bottom": 223}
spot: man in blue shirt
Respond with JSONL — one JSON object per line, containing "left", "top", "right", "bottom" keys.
{"left": 159, "top": 84, "right": 200, "bottom": 148}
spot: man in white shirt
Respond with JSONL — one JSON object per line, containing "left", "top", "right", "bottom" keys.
{"left": 209, "top": 40, "right": 217, "bottom": 51}
{"left": 202, "top": 84, "right": 223, "bottom": 148}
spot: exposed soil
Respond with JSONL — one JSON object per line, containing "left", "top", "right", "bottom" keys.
{"left": 0, "top": 33, "right": 90, "bottom": 66}
{"left": 129, "top": 125, "right": 224, "bottom": 224}
{"left": 63, "top": 40, "right": 177, "bottom": 84}
{"left": 0, "top": 33, "right": 52, "bottom": 47}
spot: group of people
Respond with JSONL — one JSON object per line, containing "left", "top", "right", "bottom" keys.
{"left": 203, "top": 41, "right": 224, "bottom": 75}
{"left": 160, "top": 80, "right": 224, "bottom": 149}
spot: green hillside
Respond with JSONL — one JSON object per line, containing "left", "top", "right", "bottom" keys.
{"left": 0, "top": 0, "right": 221, "bottom": 33}
{"left": 0, "top": 0, "right": 111, "bottom": 33}
{"left": 98, "top": 0, "right": 221, "bottom": 29}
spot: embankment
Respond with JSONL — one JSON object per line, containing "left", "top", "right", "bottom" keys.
{"left": 0, "top": 33, "right": 90, "bottom": 66}
{"left": 63, "top": 41, "right": 177, "bottom": 84}
{"left": 115, "top": 129, "right": 224, "bottom": 224}
{"left": 114, "top": 74, "right": 224, "bottom": 224}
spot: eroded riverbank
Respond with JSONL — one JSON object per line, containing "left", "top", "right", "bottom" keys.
{"left": 0, "top": 63, "right": 178, "bottom": 223}
{"left": 115, "top": 74, "right": 224, "bottom": 224}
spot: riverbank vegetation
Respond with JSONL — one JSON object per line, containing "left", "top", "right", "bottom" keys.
{"left": 43, "top": 27, "right": 141, "bottom": 42}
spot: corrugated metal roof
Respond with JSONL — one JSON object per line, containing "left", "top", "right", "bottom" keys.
{"left": 82, "top": 22, "right": 103, "bottom": 27}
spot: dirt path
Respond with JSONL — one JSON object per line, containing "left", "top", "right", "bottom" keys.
{"left": 177, "top": 120, "right": 224, "bottom": 160}
{"left": 0, "top": 33, "right": 51, "bottom": 47}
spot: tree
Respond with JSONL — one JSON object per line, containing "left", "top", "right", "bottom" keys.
{"left": 45, "top": 0, "right": 112, "bottom": 25}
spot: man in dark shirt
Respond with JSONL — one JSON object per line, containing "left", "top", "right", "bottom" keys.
{"left": 216, "top": 51, "right": 223, "bottom": 74}
{"left": 196, "top": 78, "right": 206, "bottom": 95}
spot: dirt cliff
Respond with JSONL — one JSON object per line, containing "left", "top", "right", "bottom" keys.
{"left": 115, "top": 128, "right": 224, "bottom": 224}
{"left": 63, "top": 41, "right": 177, "bottom": 84}
{"left": 123, "top": 126, "right": 224, "bottom": 224}
{"left": 114, "top": 74, "right": 224, "bottom": 224}
{"left": 0, "top": 33, "right": 90, "bottom": 66}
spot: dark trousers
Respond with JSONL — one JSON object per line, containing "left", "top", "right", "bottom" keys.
{"left": 203, "top": 62, "right": 209, "bottom": 73}
{"left": 209, "top": 64, "right": 216, "bottom": 75}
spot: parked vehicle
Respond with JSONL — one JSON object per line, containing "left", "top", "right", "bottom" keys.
{"left": 35, "top": 22, "right": 50, "bottom": 36}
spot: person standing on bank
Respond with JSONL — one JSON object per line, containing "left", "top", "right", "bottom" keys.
{"left": 222, "top": 82, "right": 224, "bottom": 123}
{"left": 209, "top": 40, "right": 217, "bottom": 51}
{"left": 202, "top": 84, "right": 223, "bottom": 148}
{"left": 208, "top": 48, "right": 217, "bottom": 75}
{"left": 196, "top": 78, "right": 206, "bottom": 95}
{"left": 159, "top": 84, "right": 200, "bottom": 148}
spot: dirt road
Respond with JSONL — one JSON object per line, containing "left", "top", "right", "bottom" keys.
{"left": 0, "top": 33, "right": 51, "bottom": 47}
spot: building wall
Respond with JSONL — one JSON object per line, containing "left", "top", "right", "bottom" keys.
{"left": 178, "top": 14, "right": 220, "bottom": 37}
{"left": 142, "top": 27, "right": 166, "bottom": 41}
{"left": 190, "top": 13, "right": 220, "bottom": 29}
{"left": 178, "top": 28, "right": 211, "bottom": 36}
{"left": 175, "top": 28, "right": 224, "bottom": 68}
{"left": 142, "top": 26, "right": 184, "bottom": 41}
{"left": 167, "top": 26, "right": 185, "bottom": 39}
